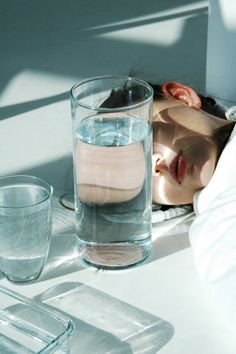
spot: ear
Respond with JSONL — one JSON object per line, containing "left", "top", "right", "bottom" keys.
{"left": 161, "top": 82, "right": 201, "bottom": 109}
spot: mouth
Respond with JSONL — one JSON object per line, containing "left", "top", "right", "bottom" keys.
{"left": 169, "top": 152, "right": 186, "bottom": 183}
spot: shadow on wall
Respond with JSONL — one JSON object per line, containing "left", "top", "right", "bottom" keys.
{"left": 0, "top": 0, "right": 208, "bottom": 101}
{"left": 0, "top": 1, "right": 208, "bottom": 189}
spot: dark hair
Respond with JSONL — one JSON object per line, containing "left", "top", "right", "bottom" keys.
{"left": 198, "top": 95, "right": 227, "bottom": 119}
{"left": 213, "top": 121, "right": 235, "bottom": 157}
{"left": 100, "top": 81, "right": 151, "bottom": 108}
{"left": 101, "top": 80, "right": 229, "bottom": 121}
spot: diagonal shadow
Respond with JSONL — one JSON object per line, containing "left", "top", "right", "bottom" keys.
{"left": 0, "top": 0, "right": 208, "bottom": 101}
{"left": 0, "top": 91, "right": 69, "bottom": 121}
{"left": 81, "top": 7, "right": 208, "bottom": 36}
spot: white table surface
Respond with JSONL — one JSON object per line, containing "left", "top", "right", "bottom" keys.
{"left": 1, "top": 195, "right": 236, "bottom": 354}
{"left": 1, "top": 72, "right": 236, "bottom": 353}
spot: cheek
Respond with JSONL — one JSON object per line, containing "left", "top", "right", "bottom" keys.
{"left": 152, "top": 175, "right": 167, "bottom": 204}
{"left": 198, "top": 155, "right": 216, "bottom": 186}
{"left": 152, "top": 175, "right": 194, "bottom": 205}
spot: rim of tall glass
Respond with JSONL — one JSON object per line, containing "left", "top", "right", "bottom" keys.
{"left": 0, "top": 175, "right": 53, "bottom": 209}
{"left": 70, "top": 75, "right": 153, "bottom": 112}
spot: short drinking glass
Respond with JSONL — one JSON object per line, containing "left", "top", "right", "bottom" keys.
{"left": 70, "top": 75, "right": 153, "bottom": 269}
{"left": 0, "top": 175, "right": 53, "bottom": 283}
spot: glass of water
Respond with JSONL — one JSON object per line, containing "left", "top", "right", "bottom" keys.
{"left": 70, "top": 76, "right": 153, "bottom": 269}
{"left": 0, "top": 175, "right": 53, "bottom": 284}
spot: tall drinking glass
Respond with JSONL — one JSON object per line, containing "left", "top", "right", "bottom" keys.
{"left": 70, "top": 76, "right": 153, "bottom": 269}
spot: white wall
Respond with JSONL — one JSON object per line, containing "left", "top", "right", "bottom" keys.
{"left": 0, "top": 1, "right": 209, "bottom": 190}
{"left": 206, "top": 0, "right": 236, "bottom": 106}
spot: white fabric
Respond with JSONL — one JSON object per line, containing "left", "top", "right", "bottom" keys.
{"left": 152, "top": 205, "right": 192, "bottom": 223}
{"left": 190, "top": 125, "right": 236, "bottom": 332}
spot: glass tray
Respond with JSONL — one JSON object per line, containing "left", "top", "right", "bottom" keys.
{"left": 0, "top": 285, "right": 74, "bottom": 353}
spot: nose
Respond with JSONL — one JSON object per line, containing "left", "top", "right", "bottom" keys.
{"left": 152, "top": 155, "right": 168, "bottom": 175}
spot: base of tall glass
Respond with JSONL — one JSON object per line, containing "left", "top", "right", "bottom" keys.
{"left": 77, "top": 238, "right": 152, "bottom": 270}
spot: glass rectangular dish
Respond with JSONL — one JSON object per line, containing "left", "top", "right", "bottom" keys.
{"left": 0, "top": 285, "right": 74, "bottom": 354}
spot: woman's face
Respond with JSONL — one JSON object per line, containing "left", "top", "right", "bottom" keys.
{"left": 152, "top": 98, "right": 219, "bottom": 205}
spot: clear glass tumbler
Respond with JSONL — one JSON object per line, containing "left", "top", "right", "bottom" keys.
{"left": 0, "top": 175, "right": 53, "bottom": 283}
{"left": 70, "top": 76, "right": 153, "bottom": 269}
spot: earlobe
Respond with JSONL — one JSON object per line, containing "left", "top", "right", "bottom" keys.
{"left": 161, "top": 82, "right": 201, "bottom": 109}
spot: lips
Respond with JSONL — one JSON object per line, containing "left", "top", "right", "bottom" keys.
{"left": 169, "top": 152, "right": 186, "bottom": 183}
